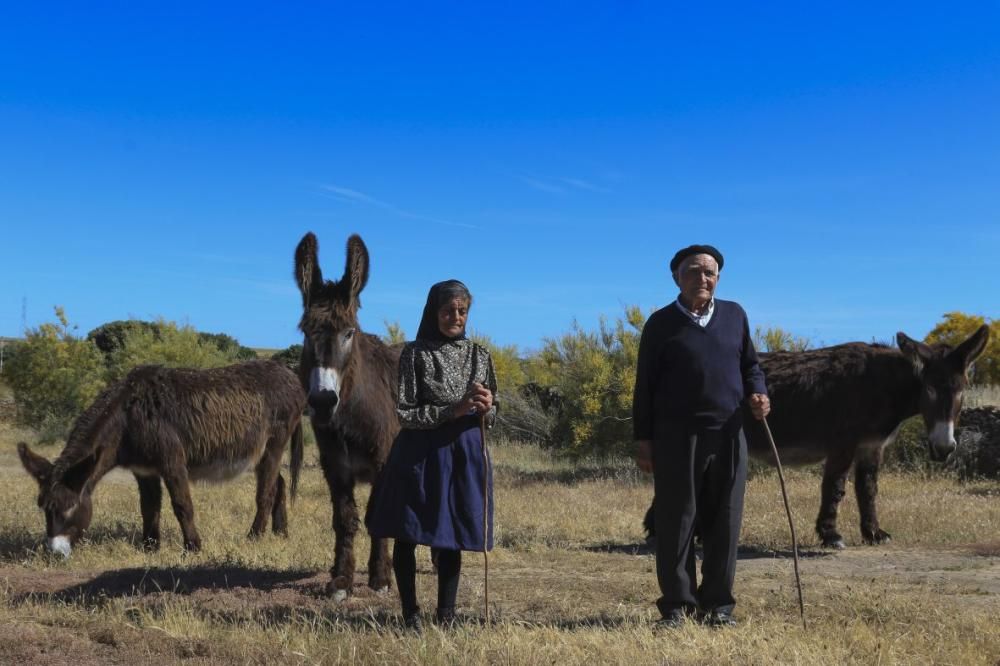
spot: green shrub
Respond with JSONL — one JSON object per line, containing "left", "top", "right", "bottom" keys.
{"left": 104, "top": 319, "right": 241, "bottom": 382}
{"left": 382, "top": 320, "right": 406, "bottom": 346}
{"left": 87, "top": 320, "right": 158, "bottom": 355}
{"left": 6, "top": 307, "right": 107, "bottom": 441}
{"left": 881, "top": 416, "right": 932, "bottom": 473}
{"left": 197, "top": 331, "right": 258, "bottom": 360}
{"left": 924, "top": 312, "right": 999, "bottom": 385}
{"left": 270, "top": 344, "right": 303, "bottom": 372}
{"left": 88, "top": 320, "right": 257, "bottom": 363}
{"left": 531, "top": 306, "right": 644, "bottom": 459}
{"left": 753, "top": 325, "right": 811, "bottom": 352}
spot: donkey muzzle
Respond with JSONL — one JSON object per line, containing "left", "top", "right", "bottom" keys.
{"left": 309, "top": 390, "right": 340, "bottom": 421}
{"left": 927, "top": 421, "right": 957, "bottom": 462}
{"left": 48, "top": 535, "right": 72, "bottom": 558}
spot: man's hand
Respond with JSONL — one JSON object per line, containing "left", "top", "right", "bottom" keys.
{"left": 749, "top": 393, "right": 770, "bottom": 420}
{"left": 636, "top": 440, "right": 653, "bottom": 473}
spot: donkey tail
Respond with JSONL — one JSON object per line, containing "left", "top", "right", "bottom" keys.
{"left": 289, "top": 420, "right": 304, "bottom": 501}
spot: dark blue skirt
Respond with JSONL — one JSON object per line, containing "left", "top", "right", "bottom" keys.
{"left": 366, "top": 416, "right": 494, "bottom": 551}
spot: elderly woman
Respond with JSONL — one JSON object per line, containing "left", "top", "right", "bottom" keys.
{"left": 366, "top": 279, "right": 497, "bottom": 632}
{"left": 633, "top": 245, "right": 770, "bottom": 629}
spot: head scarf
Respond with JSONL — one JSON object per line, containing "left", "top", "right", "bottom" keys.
{"left": 415, "top": 279, "right": 473, "bottom": 342}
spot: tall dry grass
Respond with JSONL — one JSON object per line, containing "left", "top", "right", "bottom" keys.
{"left": 0, "top": 436, "right": 998, "bottom": 664}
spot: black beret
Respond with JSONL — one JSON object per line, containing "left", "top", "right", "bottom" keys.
{"left": 669, "top": 244, "right": 724, "bottom": 273}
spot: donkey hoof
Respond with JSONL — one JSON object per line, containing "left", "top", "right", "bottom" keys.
{"left": 864, "top": 529, "right": 891, "bottom": 546}
{"left": 326, "top": 578, "right": 351, "bottom": 602}
{"left": 821, "top": 535, "right": 846, "bottom": 550}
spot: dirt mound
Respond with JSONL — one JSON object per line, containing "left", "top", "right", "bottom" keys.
{"left": 954, "top": 406, "right": 1000, "bottom": 478}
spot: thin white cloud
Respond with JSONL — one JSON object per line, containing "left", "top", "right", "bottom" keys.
{"left": 518, "top": 174, "right": 612, "bottom": 194}
{"left": 518, "top": 176, "right": 566, "bottom": 194}
{"left": 558, "top": 177, "right": 611, "bottom": 193}
{"left": 318, "top": 184, "right": 478, "bottom": 229}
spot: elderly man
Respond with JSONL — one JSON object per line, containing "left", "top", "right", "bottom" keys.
{"left": 633, "top": 244, "right": 770, "bottom": 628}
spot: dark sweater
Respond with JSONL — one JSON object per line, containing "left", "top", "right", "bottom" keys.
{"left": 633, "top": 299, "right": 767, "bottom": 436}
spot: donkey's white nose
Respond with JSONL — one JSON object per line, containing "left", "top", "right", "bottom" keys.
{"left": 48, "top": 536, "right": 72, "bottom": 558}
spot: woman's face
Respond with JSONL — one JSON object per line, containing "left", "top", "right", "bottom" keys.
{"left": 437, "top": 297, "right": 470, "bottom": 338}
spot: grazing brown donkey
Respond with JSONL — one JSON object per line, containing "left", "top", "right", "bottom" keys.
{"left": 644, "top": 326, "right": 989, "bottom": 549}
{"left": 294, "top": 231, "right": 400, "bottom": 599}
{"left": 18, "top": 360, "right": 306, "bottom": 557}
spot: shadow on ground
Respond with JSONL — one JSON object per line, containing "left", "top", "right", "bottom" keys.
{"left": 13, "top": 565, "right": 316, "bottom": 604}
{"left": 583, "top": 540, "right": 832, "bottom": 560}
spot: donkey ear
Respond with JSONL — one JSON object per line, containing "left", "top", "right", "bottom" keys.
{"left": 343, "top": 234, "right": 370, "bottom": 302}
{"left": 897, "top": 332, "right": 932, "bottom": 369}
{"left": 17, "top": 442, "right": 53, "bottom": 485}
{"left": 294, "top": 232, "right": 324, "bottom": 307}
{"left": 950, "top": 324, "right": 989, "bottom": 370}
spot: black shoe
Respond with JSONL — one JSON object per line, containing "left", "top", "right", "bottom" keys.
{"left": 402, "top": 609, "right": 423, "bottom": 633}
{"left": 653, "top": 608, "right": 689, "bottom": 630}
{"left": 435, "top": 607, "right": 457, "bottom": 628}
{"left": 703, "top": 609, "right": 737, "bottom": 628}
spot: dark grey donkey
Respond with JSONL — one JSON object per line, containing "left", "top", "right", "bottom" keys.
{"left": 294, "top": 231, "right": 401, "bottom": 600}
{"left": 644, "top": 326, "right": 989, "bottom": 549}
{"left": 18, "top": 360, "right": 306, "bottom": 557}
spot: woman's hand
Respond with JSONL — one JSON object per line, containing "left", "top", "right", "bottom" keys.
{"left": 452, "top": 382, "right": 493, "bottom": 418}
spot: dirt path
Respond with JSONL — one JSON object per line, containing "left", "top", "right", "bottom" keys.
{"left": 737, "top": 544, "right": 1000, "bottom": 606}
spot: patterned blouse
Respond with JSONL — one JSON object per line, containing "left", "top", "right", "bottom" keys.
{"left": 396, "top": 338, "right": 498, "bottom": 430}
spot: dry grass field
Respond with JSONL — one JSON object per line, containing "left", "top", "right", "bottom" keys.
{"left": 1, "top": 415, "right": 998, "bottom": 665}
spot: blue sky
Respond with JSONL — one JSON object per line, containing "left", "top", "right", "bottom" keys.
{"left": 2, "top": 3, "right": 998, "bottom": 352}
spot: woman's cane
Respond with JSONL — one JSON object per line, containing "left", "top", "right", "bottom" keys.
{"left": 761, "top": 416, "right": 807, "bottom": 630}
{"left": 479, "top": 412, "right": 491, "bottom": 625}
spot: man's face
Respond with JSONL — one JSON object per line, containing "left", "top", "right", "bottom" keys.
{"left": 673, "top": 254, "right": 719, "bottom": 307}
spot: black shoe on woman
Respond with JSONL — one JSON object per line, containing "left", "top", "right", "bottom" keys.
{"left": 402, "top": 608, "right": 423, "bottom": 633}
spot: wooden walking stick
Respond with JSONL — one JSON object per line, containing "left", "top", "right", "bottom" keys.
{"left": 479, "top": 412, "right": 491, "bottom": 625}
{"left": 761, "top": 416, "right": 807, "bottom": 630}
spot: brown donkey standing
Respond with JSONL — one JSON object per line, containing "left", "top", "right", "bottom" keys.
{"left": 643, "top": 325, "right": 989, "bottom": 549}
{"left": 294, "top": 231, "right": 400, "bottom": 600}
{"left": 18, "top": 360, "right": 306, "bottom": 557}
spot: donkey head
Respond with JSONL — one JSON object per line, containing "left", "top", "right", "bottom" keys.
{"left": 17, "top": 443, "right": 95, "bottom": 557}
{"left": 294, "top": 231, "right": 370, "bottom": 426}
{"left": 897, "top": 325, "right": 989, "bottom": 462}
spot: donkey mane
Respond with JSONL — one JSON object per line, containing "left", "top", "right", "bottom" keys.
{"left": 50, "top": 379, "right": 129, "bottom": 484}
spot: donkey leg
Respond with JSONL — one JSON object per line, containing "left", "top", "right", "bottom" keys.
{"left": 135, "top": 474, "right": 163, "bottom": 552}
{"left": 248, "top": 441, "right": 284, "bottom": 539}
{"left": 365, "top": 476, "right": 392, "bottom": 591}
{"left": 816, "top": 452, "right": 852, "bottom": 549}
{"left": 855, "top": 452, "right": 891, "bottom": 545}
{"left": 318, "top": 442, "right": 358, "bottom": 600}
{"left": 271, "top": 474, "right": 289, "bottom": 537}
{"left": 329, "top": 478, "right": 359, "bottom": 599}
{"left": 161, "top": 468, "right": 201, "bottom": 552}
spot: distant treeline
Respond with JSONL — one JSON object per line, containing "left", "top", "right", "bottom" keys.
{"left": 2, "top": 306, "right": 996, "bottom": 457}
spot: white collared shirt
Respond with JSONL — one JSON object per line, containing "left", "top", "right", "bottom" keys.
{"left": 675, "top": 297, "right": 715, "bottom": 327}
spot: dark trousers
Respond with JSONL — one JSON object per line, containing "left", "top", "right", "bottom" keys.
{"left": 392, "top": 540, "right": 461, "bottom": 615}
{"left": 652, "top": 420, "right": 747, "bottom": 616}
